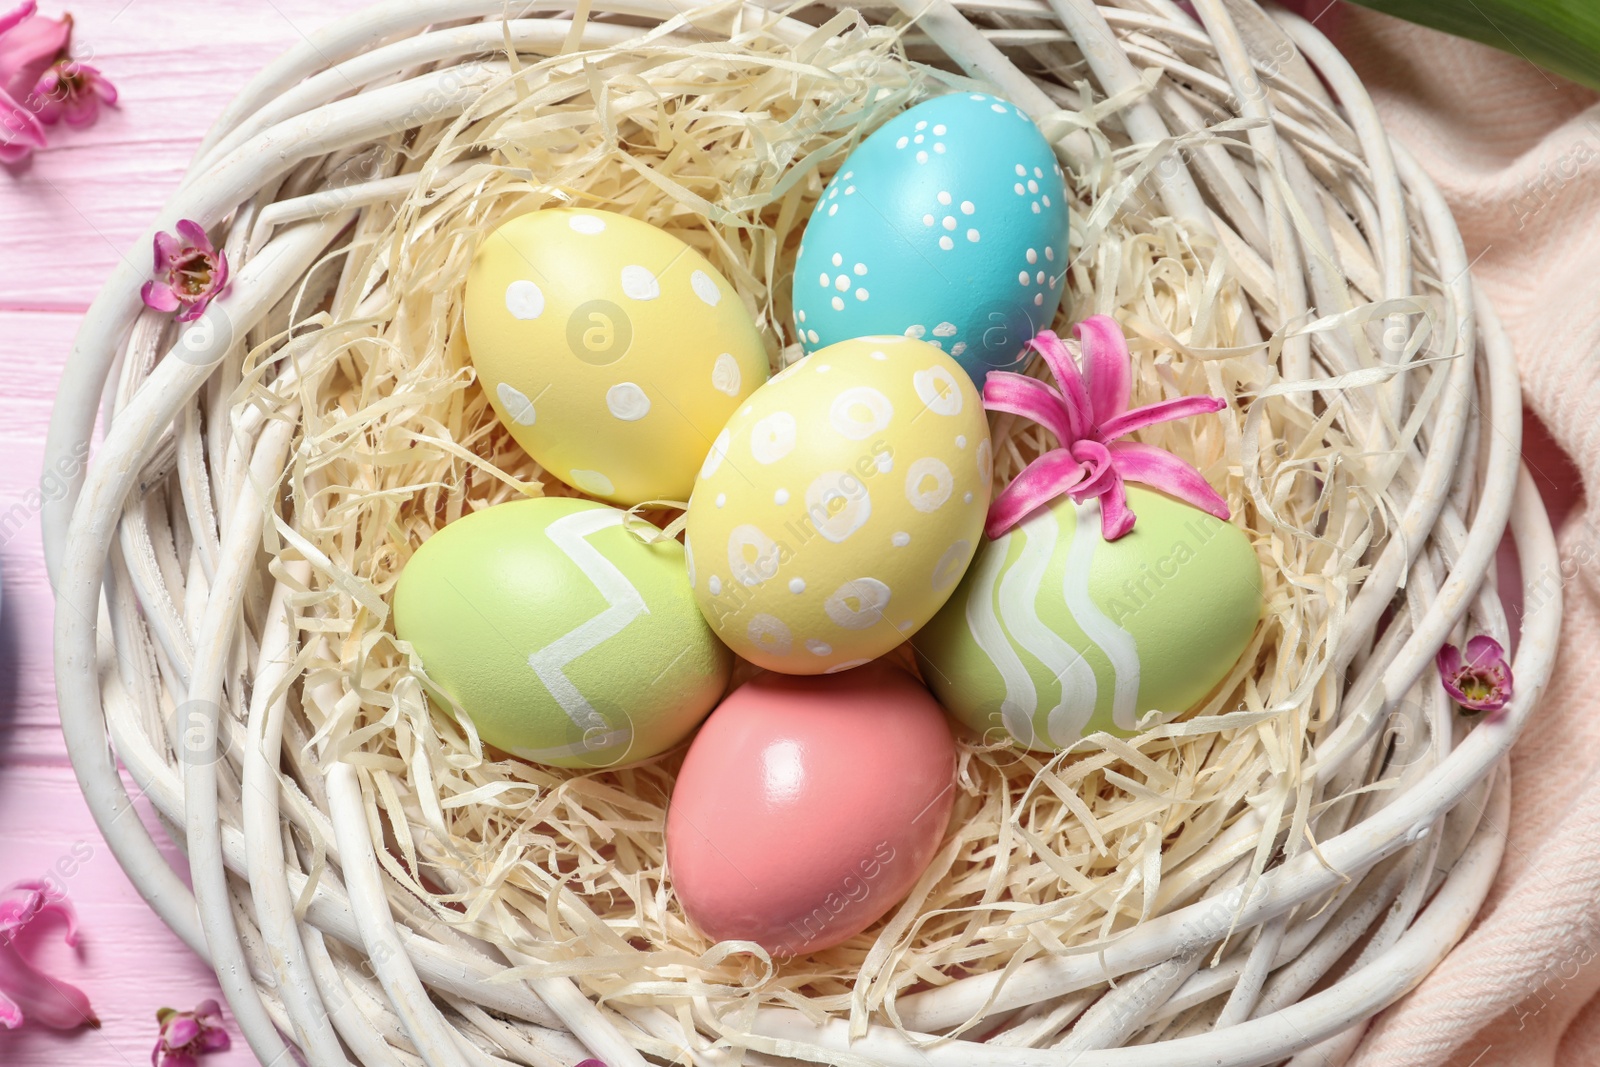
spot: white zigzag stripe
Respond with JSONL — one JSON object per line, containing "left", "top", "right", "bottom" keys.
{"left": 527, "top": 508, "right": 650, "bottom": 734}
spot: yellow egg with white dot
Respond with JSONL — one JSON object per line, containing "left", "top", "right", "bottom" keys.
{"left": 684, "top": 336, "right": 992, "bottom": 674}
{"left": 463, "top": 208, "right": 770, "bottom": 505}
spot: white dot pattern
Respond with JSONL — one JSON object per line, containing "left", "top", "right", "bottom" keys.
{"left": 748, "top": 614, "right": 793, "bottom": 655}
{"left": 712, "top": 352, "right": 742, "bottom": 396}
{"left": 906, "top": 457, "right": 955, "bottom": 512}
{"left": 605, "top": 382, "right": 650, "bottom": 421}
{"left": 504, "top": 279, "right": 544, "bottom": 320}
{"left": 825, "top": 578, "right": 892, "bottom": 629}
{"left": 496, "top": 382, "right": 537, "bottom": 426}
{"left": 569, "top": 469, "right": 614, "bottom": 497}
{"left": 690, "top": 269, "right": 721, "bottom": 306}
{"left": 620, "top": 265, "right": 660, "bottom": 300}
{"left": 751, "top": 412, "right": 797, "bottom": 464}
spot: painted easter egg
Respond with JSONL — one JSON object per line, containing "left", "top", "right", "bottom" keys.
{"left": 914, "top": 487, "right": 1262, "bottom": 750}
{"left": 393, "top": 497, "right": 732, "bottom": 767}
{"left": 684, "top": 336, "right": 991, "bottom": 674}
{"left": 791, "top": 92, "right": 1069, "bottom": 384}
{"left": 667, "top": 664, "right": 956, "bottom": 955}
{"left": 463, "top": 208, "right": 770, "bottom": 506}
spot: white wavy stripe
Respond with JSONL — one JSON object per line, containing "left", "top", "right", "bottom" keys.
{"left": 528, "top": 508, "right": 648, "bottom": 736}
{"left": 1065, "top": 499, "right": 1142, "bottom": 731}
{"left": 998, "top": 509, "right": 1098, "bottom": 748}
{"left": 961, "top": 531, "right": 1039, "bottom": 746}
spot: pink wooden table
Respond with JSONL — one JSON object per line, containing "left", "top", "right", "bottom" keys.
{"left": 0, "top": 3, "right": 369, "bottom": 1062}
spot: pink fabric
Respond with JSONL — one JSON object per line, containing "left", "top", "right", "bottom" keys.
{"left": 1281, "top": 4, "right": 1600, "bottom": 1065}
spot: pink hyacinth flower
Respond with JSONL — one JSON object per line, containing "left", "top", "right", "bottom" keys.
{"left": 153, "top": 999, "right": 232, "bottom": 1067}
{"left": 1437, "top": 635, "right": 1513, "bottom": 712}
{"left": 33, "top": 54, "right": 115, "bottom": 127}
{"left": 982, "top": 315, "right": 1231, "bottom": 541}
{"left": 0, "top": 879, "right": 99, "bottom": 1030}
{"left": 0, "top": 1, "right": 67, "bottom": 101}
{"left": 141, "top": 219, "right": 230, "bottom": 323}
{"left": 0, "top": 1, "right": 67, "bottom": 163}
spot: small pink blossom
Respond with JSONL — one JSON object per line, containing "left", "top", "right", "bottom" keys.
{"left": 153, "top": 999, "right": 231, "bottom": 1067}
{"left": 1437, "top": 635, "right": 1513, "bottom": 712}
{"left": 0, "top": 2, "right": 61, "bottom": 163}
{"left": 982, "top": 316, "right": 1230, "bottom": 540}
{"left": 0, "top": 879, "right": 99, "bottom": 1030}
{"left": 0, "top": 2, "right": 68, "bottom": 101}
{"left": 141, "top": 220, "right": 230, "bottom": 323}
{"left": 0, "top": 2, "right": 112, "bottom": 163}
{"left": 33, "top": 54, "right": 114, "bottom": 126}
{"left": 574, "top": 1061, "right": 608, "bottom": 1067}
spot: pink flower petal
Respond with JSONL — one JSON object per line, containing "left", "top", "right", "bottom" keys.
{"left": 164, "top": 1016, "right": 202, "bottom": 1047}
{"left": 0, "top": 988, "right": 22, "bottom": 1029}
{"left": 1095, "top": 477, "right": 1136, "bottom": 540}
{"left": 1075, "top": 315, "right": 1132, "bottom": 424}
{"left": 1435, "top": 642, "right": 1463, "bottom": 681}
{"left": 1099, "top": 394, "right": 1227, "bottom": 441}
{"left": 175, "top": 218, "right": 213, "bottom": 253}
{"left": 210, "top": 250, "right": 230, "bottom": 294}
{"left": 0, "top": 927, "right": 99, "bottom": 1029}
{"left": 1027, "top": 330, "right": 1091, "bottom": 441}
{"left": 58, "top": 89, "right": 97, "bottom": 127}
{"left": 982, "top": 371, "right": 1074, "bottom": 445}
{"left": 30, "top": 81, "right": 57, "bottom": 123}
{"left": 152, "top": 230, "right": 180, "bottom": 271}
{"left": 91, "top": 70, "right": 115, "bottom": 105}
{"left": 12, "top": 884, "right": 80, "bottom": 947}
{"left": 0, "top": 3, "right": 68, "bottom": 104}
{"left": 0, "top": 84, "right": 46, "bottom": 153}
{"left": 1106, "top": 440, "right": 1231, "bottom": 520}
{"left": 1463, "top": 634, "right": 1505, "bottom": 670}
{"left": 984, "top": 449, "right": 1088, "bottom": 539}
{"left": 1067, "top": 438, "right": 1116, "bottom": 499}
{"left": 0, "top": 2, "right": 38, "bottom": 36}
{"left": 141, "top": 281, "right": 181, "bottom": 312}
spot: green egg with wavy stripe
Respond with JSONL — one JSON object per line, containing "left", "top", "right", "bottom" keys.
{"left": 914, "top": 487, "right": 1263, "bottom": 749}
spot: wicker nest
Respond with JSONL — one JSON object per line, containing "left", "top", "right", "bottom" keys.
{"left": 45, "top": 1, "right": 1559, "bottom": 1065}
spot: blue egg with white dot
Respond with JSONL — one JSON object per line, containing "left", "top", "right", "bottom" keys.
{"left": 792, "top": 93, "right": 1069, "bottom": 384}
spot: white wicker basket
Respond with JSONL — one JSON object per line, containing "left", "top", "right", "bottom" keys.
{"left": 44, "top": 1, "right": 1559, "bottom": 1065}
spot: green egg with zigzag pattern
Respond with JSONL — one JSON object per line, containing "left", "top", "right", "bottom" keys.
{"left": 914, "top": 487, "right": 1263, "bottom": 749}
{"left": 394, "top": 497, "right": 731, "bottom": 768}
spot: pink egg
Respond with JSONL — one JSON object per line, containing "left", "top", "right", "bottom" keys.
{"left": 667, "top": 664, "right": 956, "bottom": 955}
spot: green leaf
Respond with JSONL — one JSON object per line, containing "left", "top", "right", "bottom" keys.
{"left": 1345, "top": 0, "right": 1600, "bottom": 91}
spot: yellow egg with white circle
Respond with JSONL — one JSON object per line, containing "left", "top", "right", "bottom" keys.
{"left": 463, "top": 208, "right": 770, "bottom": 505}
{"left": 684, "top": 336, "right": 992, "bottom": 674}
